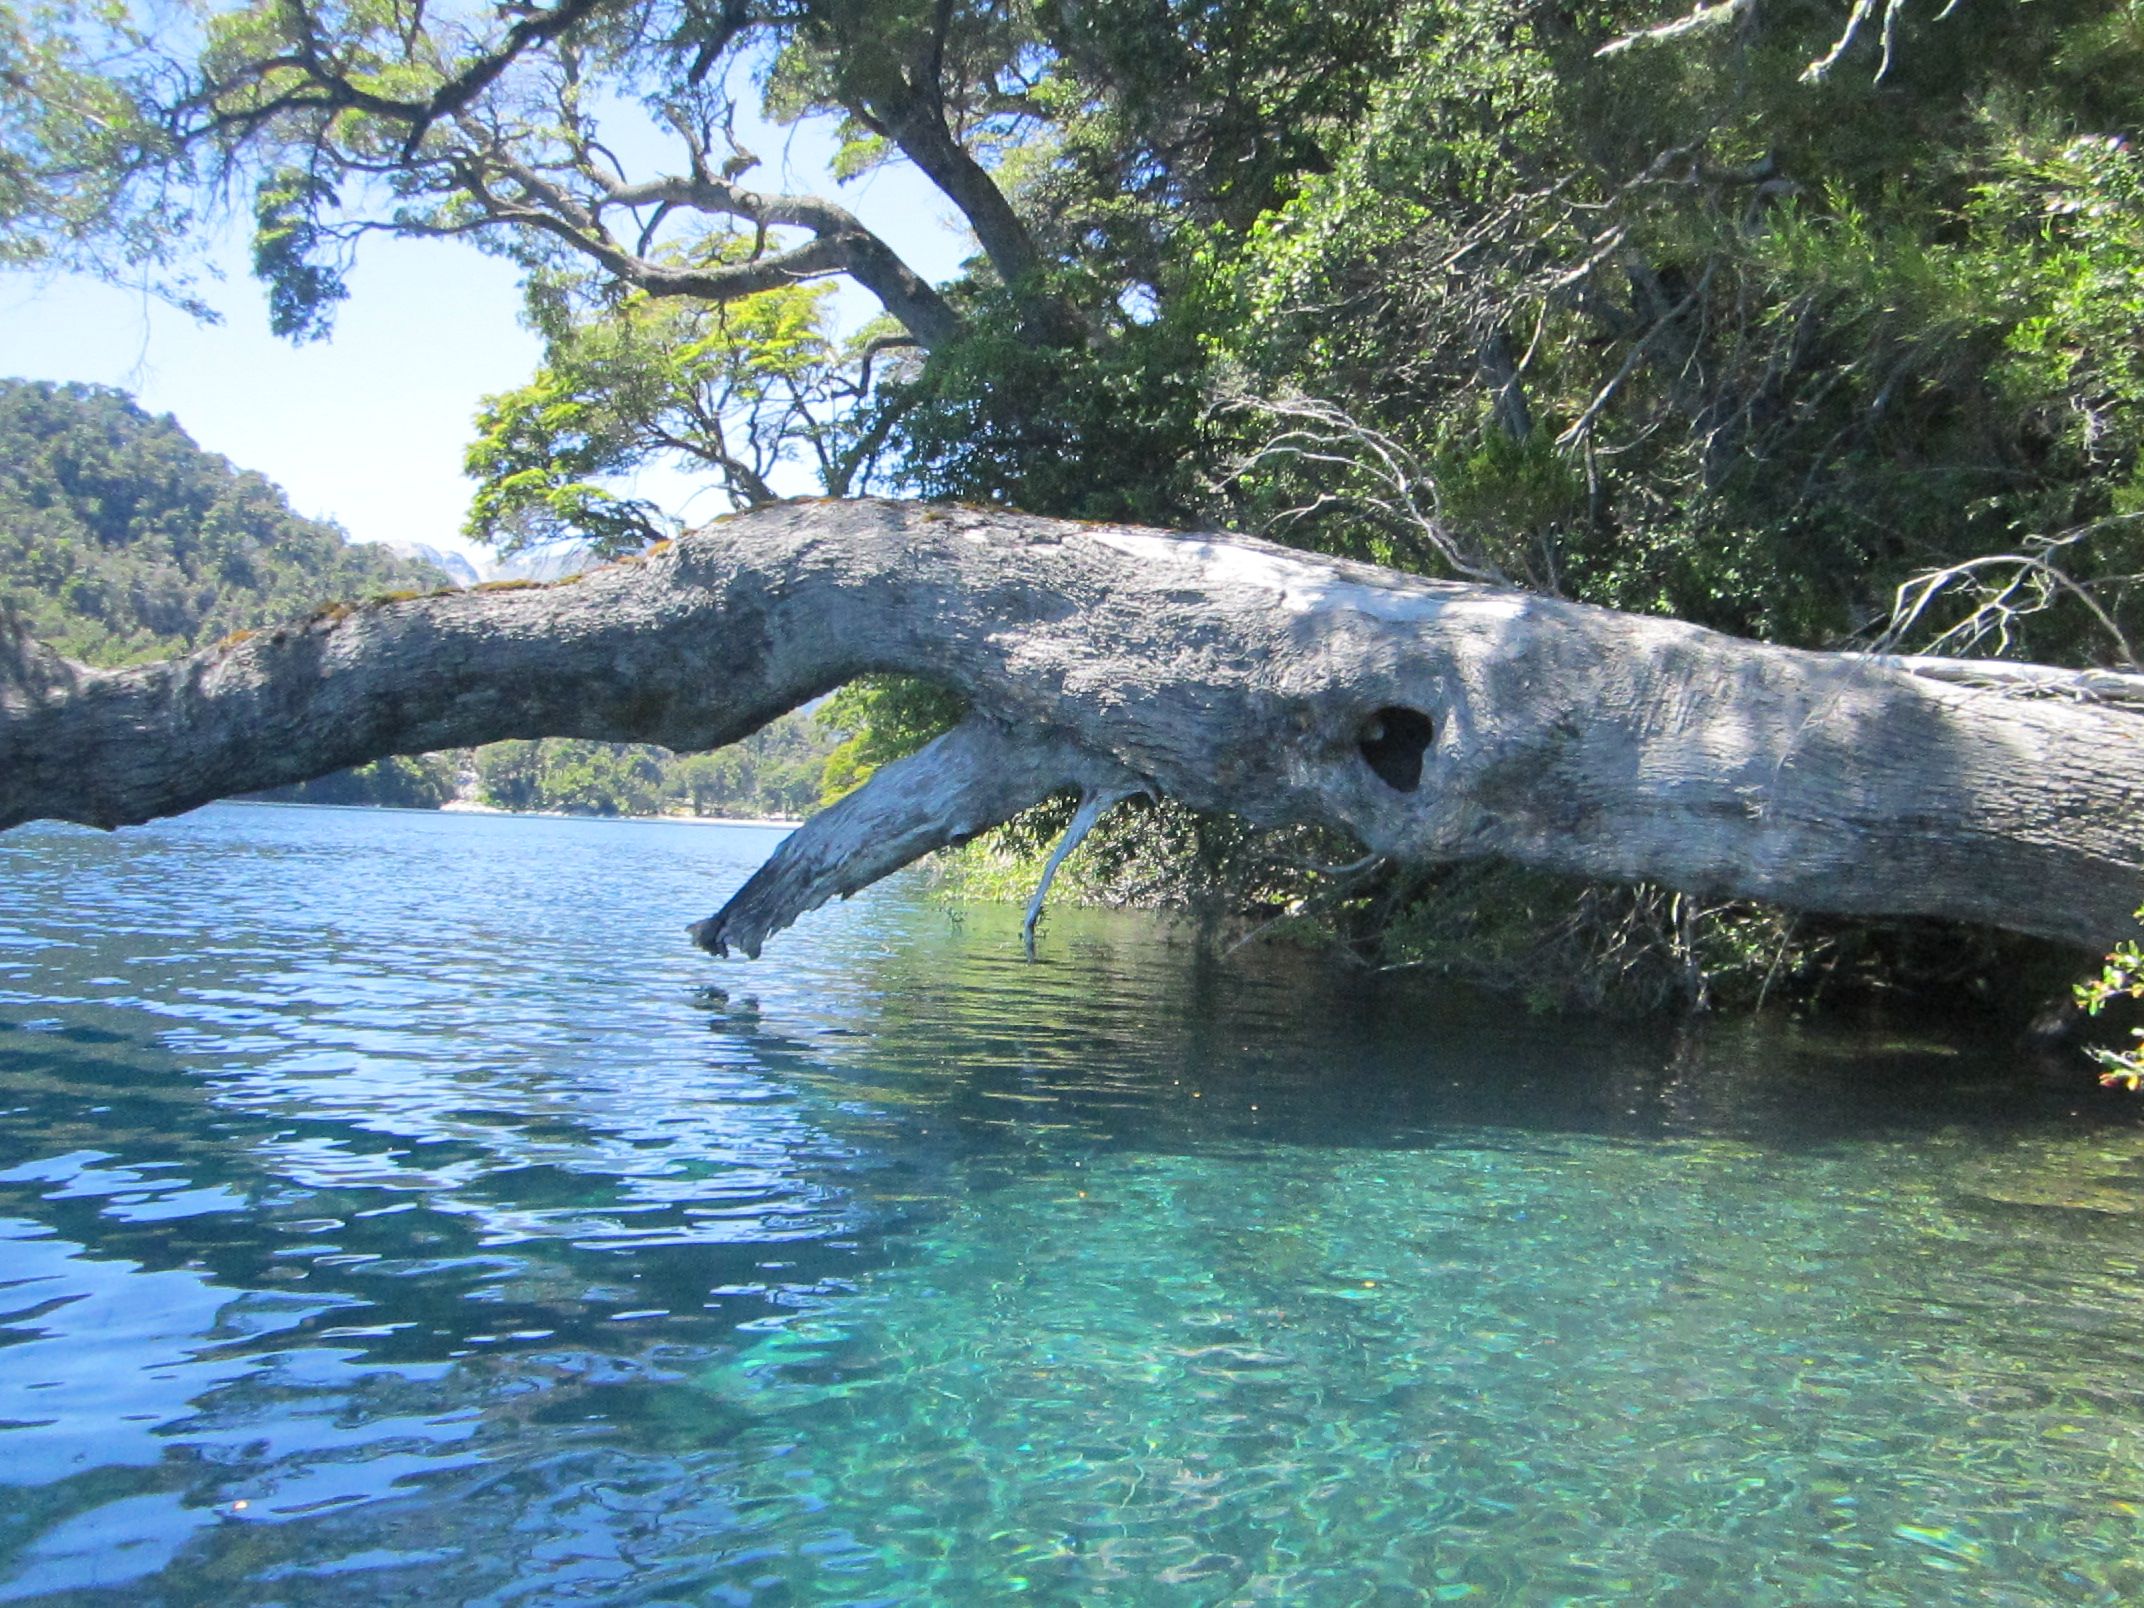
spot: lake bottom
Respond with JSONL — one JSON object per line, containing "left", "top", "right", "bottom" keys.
{"left": 0, "top": 804, "right": 2139, "bottom": 1604}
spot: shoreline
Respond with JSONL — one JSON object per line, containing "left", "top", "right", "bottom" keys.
{"left": 230, "top": 797, "right": 801, "bottom": 828}
{"left": 438, "top": 799, "right": 800, "bottom": 827}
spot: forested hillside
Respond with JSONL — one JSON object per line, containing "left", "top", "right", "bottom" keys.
{"left": 0, "top": 380, "right": 446, "bottom": 663}
{"left": 0, "top": 379, "right": 830, "bottom": 819}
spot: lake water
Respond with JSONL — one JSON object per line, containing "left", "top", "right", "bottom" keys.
{"left": 0, "top": 803, "right": 2141, "bottom": 1605}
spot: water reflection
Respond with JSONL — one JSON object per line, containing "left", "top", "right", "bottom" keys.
{"left": 0, "top": 804, "right": 2138, "bottom": 1603}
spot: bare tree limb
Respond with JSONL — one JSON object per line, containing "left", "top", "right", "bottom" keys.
{"left": 1595, "top": 0, "right": 1756, "bottom": 58}
{"left": 5, "top": 499, "right": 2141, "bottom": 955}
{"left": 696, "top": 717, "right": 1139, "bottom": 958}
{"left": 590, "top": 171, "right": 962, "bottom": 347}
{"left": 1022, "top": 781, "right": 1141, "bottom": 954}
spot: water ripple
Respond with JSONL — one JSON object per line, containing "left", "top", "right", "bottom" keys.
{"left": 0, "top": 803, "right": 2139, "bottom": 1603}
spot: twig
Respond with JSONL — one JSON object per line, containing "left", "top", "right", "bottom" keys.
{"left": 1595, "top": 0, "right": 1755, "bottom": 59}
{"left": 1023, "top": 785, "right": 1135, "bottom": 956}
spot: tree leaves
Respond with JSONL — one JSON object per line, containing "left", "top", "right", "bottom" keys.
{"left": 464, "top": 264, "right": 865, "bottom": 557}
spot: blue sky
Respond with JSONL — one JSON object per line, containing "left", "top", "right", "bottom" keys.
{"left": 0, "top": 114, "right": 967, "bottom": 559}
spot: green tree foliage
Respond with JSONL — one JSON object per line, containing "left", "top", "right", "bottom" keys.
{"left": 476, "top": 739, "right": 671, "bottom": 816}
{"left": 2078, "top": 908, "right": 2144, "bottom": 1087}
{"left": 474, "top": 712, "right": 831, "bottom": 818}
{"left": 465, "top": 267, "right": 899, "bottom": 559}
{"left": 3, "top": 0, "right": 1031, "bottom": 353}
{"left": 667, "top": 712, "right": 830, "bottom": 816}
{"left": 260, "top": 753, "right": 463, "bottom": 809}
{"left": 1206, "top": 0, "right": 2144, "bottom": 660}
{"left": 881, "top": 0, "right": 1398, "bottom": 522}
{"left": 0, "top": 0, "right": 205, "bottom": 304}
{"left": 0, "top": 378, "right": 447, "bottom": 664}
{"left": 815, "top": 675, "right": 968, "bottom": 800}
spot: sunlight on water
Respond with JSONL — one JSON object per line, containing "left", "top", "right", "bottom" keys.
{"left": 0, "top": 803, "right": 2140, "bottom": 1603}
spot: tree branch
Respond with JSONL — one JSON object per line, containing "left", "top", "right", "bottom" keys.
{"left": 694, "top": 715, "right": 1138, "bottom": 957}
{"left": 181, "top": 7, "right": 966, "bottom": 350}
{"left": 5, "top": 499, "right": 2142, "bottom": 954}
{"left": 594, "top": 172, "right": 961, "bottom": 348}
{"left": 449, "top": 149, "right": 962, "bottom": 343}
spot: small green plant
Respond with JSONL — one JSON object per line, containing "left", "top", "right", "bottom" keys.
{"left": 2077, "top": 908, "right": 2144, "bottom": 1089}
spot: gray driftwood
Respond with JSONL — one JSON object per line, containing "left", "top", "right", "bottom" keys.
{"left": 3, "top": 498, "right": 2141, "bottom": 955}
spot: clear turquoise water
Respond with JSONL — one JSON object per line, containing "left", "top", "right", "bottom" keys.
{"left": 0, "top": 804, "right": 2142, "bottom": 1605}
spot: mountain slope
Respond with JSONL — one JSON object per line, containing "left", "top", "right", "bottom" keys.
{"left": 1, "top": 378, "right": 834, "bottom": 819}
{"left": 0, "top": 379, "right": 448, "bottom": 665}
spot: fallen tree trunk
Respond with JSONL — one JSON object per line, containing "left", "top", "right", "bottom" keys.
{"left": 4, "top": 498, "right": 2141, "bottom": 956}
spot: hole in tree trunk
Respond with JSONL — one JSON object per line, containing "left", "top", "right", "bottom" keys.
{"left": 1357, "top": 706, "right": 1435, "bottom": 793}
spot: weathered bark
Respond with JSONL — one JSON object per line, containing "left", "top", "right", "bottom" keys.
{"left": 695, "top": 718, "right": 1139, "bottom": 958}
{"left": 4, "top": 498, "right": 2142, "bottom": 956}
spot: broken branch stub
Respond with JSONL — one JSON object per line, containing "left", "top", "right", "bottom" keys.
{"left": 3, "top": 497, "right": 2141, "bottom": 956}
